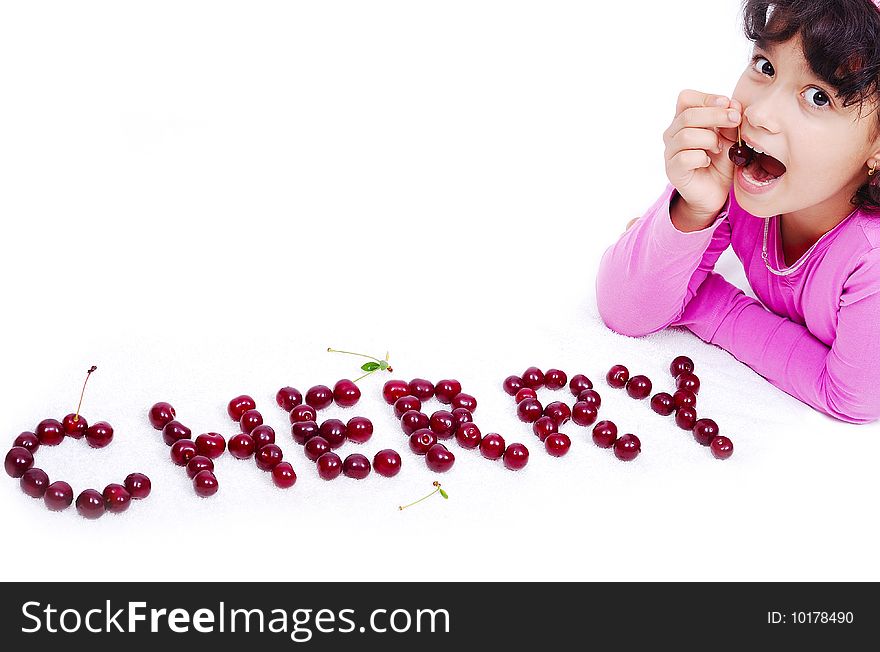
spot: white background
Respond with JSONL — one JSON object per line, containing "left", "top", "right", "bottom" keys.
{"left": 2, "top": 0, "right": 877, "bottom": 581}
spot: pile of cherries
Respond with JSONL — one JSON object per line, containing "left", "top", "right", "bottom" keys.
{"left": 149, "top": 401, "right": 225, "bottom": 496}
{"left": 277, "top": 380, "right": 402, "bottom": 480}
{"left": 505, "top": 367, "right": 640, "bottom": 461}
{"left": 224, "top": 394, "right": 298, "bottom": 488}
{"left": 383, "top": 378, "right": 530, "bottom": 472}
{"left": 612, "top": 356, "right": 734, "bottom": 460}
{"left": 6, "top": 415, "right": 151, "bottom": 519}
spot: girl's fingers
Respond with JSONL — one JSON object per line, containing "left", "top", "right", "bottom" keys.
{"left": 668, "top": 127, "right": 723, "bottom": 155}
{"left": 667, "top": 149, "right": 713, "bottom": 176}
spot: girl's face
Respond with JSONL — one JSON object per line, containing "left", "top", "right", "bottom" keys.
{"left": 731, "top": 34, "right": 880, "bottom": 223}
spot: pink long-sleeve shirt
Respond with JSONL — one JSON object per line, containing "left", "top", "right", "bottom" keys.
{"left": 595, "top": 182, "right": 880, "bottom": 424}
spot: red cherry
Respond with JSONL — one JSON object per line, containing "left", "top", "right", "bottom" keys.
{"left": 650, "top": 392, "right": 676, "bottom": 416}
{"left": 515, "top": 388, "right": 538, "bottom": 404}
{"left": 383, "top": 380, "right": 410, "bottom": 405}
{"left": 228, "top": 433, "right": 256, "bottom": 459}
{"left": 289, "top": 404, "right": 318, "bottom": 424}
{"left": 5, "top": 446, "right": 34, "bottom": 478}
{"left": 239, "top": 409, "right": 263, "bottom": 435}
{"left": 342, "top": 454, "right": 371, "bottom": 479}
{"left": 710, "top": 436, "right": 734, "bottom": 460}
{"left": 676, "top": 372, "right": 701, "bottom": 395}
{"left": 102, "top": 483, "right": 131, "bottom": 513}
{"left": 394, "top": 395, "right": 422, "bottom": 418}
{"left": 256, "top": 444, "right": 284, "bottom": 471}
{"left": 426, "top": 444, "right": 455, "bottom": 472}
{"left": 455, "top": 422, "right": 482, "bottom": 449}
{"left": 305, "top": 385, "right": 334, "bottom": 410}
{"left": 409, "top": 429, "right": 438, "bottom": 455}
{"left": 673, "top": 389, "right": 697, "bottom": 411}
{"left": 20, "top": 468, "right": 50, "bottom": 498}
{"left": 276, "top": 387, "right": 303, "bottom": 411}
{"left": 571, "top": 401, "right": 598, "bottom": 427}
{"left": 544, "top": 401, "right": 572, "bottom": 427}
{"left": 503, "top": 375, "right": 524, "bottom": 396}
{"left": 193, "top": 432, "right": 226, "bottom": 459}
{"left": 186, "top": 455, "right": 214, "bottom": 479}
{"left": 670, "top": 355, "right": 695, "bottom": 378}
{"left": 162, "top": 420, "right": 192, "bottom": 446}
{"left": 533, "top": 416, "right": 558, "bottom": 442}
{"left": 692, "top": 418, "right": 720, "bottom": 446}
{"left": 13, "top": 432, "right": 39, "bottom": 453}
{"left": 592, "top": 420, "right": 618, "bottom": 448}
{"left": 85, "top": 421, "right": 113, "bottom": 449}
{"left": 625, "top": 375, "right": 652, "bottom": 400}
{"left": 614, "top": 434, "right": 641, "bottom": 461}
{"left": 435, "top": 379, "right": 462, "bottom": 404}
{"left": 346, "top": 416, "right": 373, "bottom": 444}
{"left": 193, "top": 470, "right": 219, "bottom": 497}
{"left": 227, "top": 395, "right": 256, "bottom": 421}
{"left": 36, "top": 419, "right": 64, "bottom": 446}
{"left": 544, "top": 369, "right": 568, "bottom": 390}
{"left": 606, "top": 365, "right": 629, "bottom": 389}
{"left": 577, "top": 389, "right": 602, "bottom": 409}
{"left": 76, "top": 489, "right": 105, "bottom": 519}
{"left": 249, "top": 425, "right": 276, "bottom": 451}
{"left": 62, "top": 413, "right": 88, "bottom": 439}
{"left": 544, "top": 433, "right": 572, "bottom": 457}
{"left": 503, "top": 443, "right": 529, "bottom": 470}
{"left": 517, "top": 398, "right": 543, "bottom": 423}
{"left": 316, "top": 452, "right": 343, "bottom": 480}
{"left": 148, "top": 402, "right": 176, "bottom": 430}
{"left": 429, "top": 410, "right": 456, "bottom": 439}
{"left": 373, "top": 449, "right": 402, "bottom": 477}
{"left": 479, "top": 433, "right": 506, "bottom": 460}
{"left": 44, "top": 481, "right": 74, "bottom": 511}
{"left": 291, "top": 420, "right": 319, "bottom": 445}
{"left": 333, "top": 379, "right": 361, "bottom": 408}
{"left": 407, "top": 378, "right": 435, "bottom": 401}
{"left": 450, "top": 408, "right": 474, "bottom": 429}
{"left": 675, "top": 406, "right": 698, "bottom": 430}
{"left": 728, "top": 142, "right": 754, "bottom": 167}
{"left": 124, "top": 473, "right": 151, "bottom": 499}
{"left": 400, "top": 410, "right": 430, "bottom": 436}
{"left": 319, "top": 419, "right": 347, "bottom": 449}
{"left": 569, "top": 374, "right": 593, "bottom": 395}
{"left": 272, "top": 462, "right": 297, "bottom": 488}
{"left": 522, "top": 366, "right": 545, "bottom": 389}
{"left": 304, "top": 436, "right": 332, "bottom": 462}
{"left": 451, "top": 393, "right": 477, "bottom": 412}
{"left": 170, "top": 439, "right": 198, "bottom": 466}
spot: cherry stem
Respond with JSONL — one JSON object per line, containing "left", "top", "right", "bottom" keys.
{"left": 737, "top": 125, "right": 742, "bottom": 147}
{"left": 352, "top": 370, "right": 374, "bottom": 383}
{"left": 327, "top": 347, "right": 383, "bottom": 363}
{"left": 74, "top": 365, "right": 98, "bottom": 422}
{"left": 399, "top": 481, "right": 445, "bottom": 511}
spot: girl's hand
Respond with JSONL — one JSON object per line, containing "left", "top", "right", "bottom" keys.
{"left": 663, "top": 90, "right": 742, "bottom": 221}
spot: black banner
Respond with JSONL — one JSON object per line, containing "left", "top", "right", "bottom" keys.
{"left": 0, "top": 582, "right": 874, "bottom": 649}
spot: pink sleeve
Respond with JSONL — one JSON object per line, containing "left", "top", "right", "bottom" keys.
{"left": 596, "top": 183, "right": 732, "bottom": 336}
{"left": 676, "top": 252, "right": 880, "bottom": 424}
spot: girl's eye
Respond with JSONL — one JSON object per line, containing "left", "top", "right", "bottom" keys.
{"left": 804, "top": 87, "right": 831, "bottom": 110}
{"left": 751, "top": 55, "right": 773, "bottom": 76}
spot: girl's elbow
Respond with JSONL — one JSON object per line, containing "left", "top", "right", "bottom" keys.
{"left": 824, "top": 390, "right": 880, "bottom": 425}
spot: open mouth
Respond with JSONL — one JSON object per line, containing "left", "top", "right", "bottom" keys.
{"left": 741, "top": 145, "right": 787, "bottom": 186}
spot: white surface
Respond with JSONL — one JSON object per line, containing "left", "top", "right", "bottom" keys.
{"left": 1, "top": 0, "right": 878, "bottom": 582}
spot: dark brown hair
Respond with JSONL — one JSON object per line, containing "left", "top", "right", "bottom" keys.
{"left": 741, "top": 0, "right": 880, "bottom": 210}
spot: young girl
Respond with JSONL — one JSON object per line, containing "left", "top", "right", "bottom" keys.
{"left": 596, "top": 0, "right": 880, "bottom": 424}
